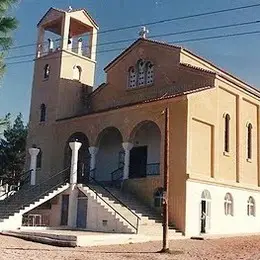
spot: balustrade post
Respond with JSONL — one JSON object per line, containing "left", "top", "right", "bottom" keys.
{"left": 78, "top": 38, "right": 83, "bottom": 55}
{"left": 122, "top": 142, "right": 133, "bottom": 180}
{"left": 88, "top": 146, "right": 98, "bottom": 180}
{"left": 69, "top": 141, "right": 82, "bottom": 184}
{"left": 29, "top": 147, "right": 40, "bottom": 185}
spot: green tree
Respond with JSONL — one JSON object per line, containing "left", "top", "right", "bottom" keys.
{"left": 0, "top": 113, "right": 27, "bottom": 185}
{"left": 0, "top": 0, "right": 18, "bottom": 76}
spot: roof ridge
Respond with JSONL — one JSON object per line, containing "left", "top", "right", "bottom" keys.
{"left": 180, "top": 63, "right": 216, "bottom": 75}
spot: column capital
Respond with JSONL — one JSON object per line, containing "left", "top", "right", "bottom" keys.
{"left": 29, "top": 147, "right": 40, "bottom": 157}
{"left": 69, "top": 141, "right": 82, "bottom": 151}
{"left": 88, "top": 146, "right": 98, "bottom": 155}
{"left": 122, "top": 142, "right": 133, "bottom": 152}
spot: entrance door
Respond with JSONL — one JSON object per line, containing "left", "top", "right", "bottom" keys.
{"left": 200, "top": 200, "right": 206, "bottom": 233}
{"left": 76, "top": 197, "right": 88, "bottom": 228}
{"left": 200, "top": 199, "right": 211, "bottom": 233}
{"left": 129, "top": 146, "right": 147, "bottom": 178}
{"left": 60, "top": 195, "right": 69, "bottom": 226}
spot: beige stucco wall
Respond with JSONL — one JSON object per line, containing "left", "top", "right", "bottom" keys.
{"left": 90, "top": 41, "right": 214, "bottom": 112}
{"left": 187, "top": 76, "right": 260, "bottom": 192}
{"left": 49, "top": 96, "right": 188, "bottom": 232}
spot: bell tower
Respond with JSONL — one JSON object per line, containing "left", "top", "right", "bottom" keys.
{"left": 26, "top": 7, "right": 99, "bottom": 179}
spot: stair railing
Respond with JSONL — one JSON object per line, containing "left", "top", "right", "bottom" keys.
{"left": 3, "top": 167, "right": 70, "bottom": 207}
{"left": 80, "top": 183, "right": 140, "bottom": 234}
{"left": 88, "top": 174, "right": 141, "bottom": 234}
{"left": 146, "top": 163, "right": 160, "bottom": 176}
{"left": 0, "top": 169, "right": 33, "bottom": 200}
{"left": 20, "top": 167, "right": 70, "bottom": 211}
{"left": 110, "top": 167, "right": 124, "bottom": 182}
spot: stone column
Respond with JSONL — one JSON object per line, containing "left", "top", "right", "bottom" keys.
{"left": 69, "top": 141, "right": 82, "bottom": 184}
{"left": 36, "top": 26, "right": 44, "bottom": 58}
{"left": 68, "top": 37, "right": 73, "bottom": 51}
{"left": 89, "top": 28, "right": 98, "bottom": 60}
{"left": 77, "top": 38, "right": 83, "bottom": 55}
{"left": 88, "top": 146, "right": 98, "bottom": 179}
{"left": 28, "top": 147, "right": 40, "bottom": 185}
{"left": 122, "top": 142, "right": 133, "bottom": 180}
{"left": 61, "top": 13, "right": 70, "bottom": 50}
{"left": 48, "top": 38, "right": 54, "bottom": 53}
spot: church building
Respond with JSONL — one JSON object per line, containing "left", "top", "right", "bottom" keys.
{"left": 1, "top": 7, "right": 260, "bottom": 237}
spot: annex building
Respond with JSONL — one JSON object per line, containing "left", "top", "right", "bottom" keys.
{"left": 1, "top": 7, "right": 260, "bottom": 237}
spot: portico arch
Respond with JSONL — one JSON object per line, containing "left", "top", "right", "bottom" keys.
{"left": 64, "top": 132, "right": 90, "bottom": 184}
{"left": 95, "top": 127, "right": 124, "bottom": 181}
{"left": 128, "top": 120, "right": 161, "bottom": 178}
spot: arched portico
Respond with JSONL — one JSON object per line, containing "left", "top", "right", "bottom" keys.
{"left": 95, "top": 127, "right": 124, "bottom": 181}
{"left": 64, "top": 132, "right": 90, "bottom": 184}
{"left": 128, "top": 120, "right": 161, "bottom": 178}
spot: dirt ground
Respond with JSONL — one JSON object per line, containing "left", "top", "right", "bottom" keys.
{"left": 0, "top": 234, "right": 260, "bottom": 260}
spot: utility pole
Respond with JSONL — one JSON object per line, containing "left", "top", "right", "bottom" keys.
{"left": 161, "top": 107, "right": 170, "bottom": 253}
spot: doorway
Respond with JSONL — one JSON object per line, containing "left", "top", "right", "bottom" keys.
{"left": 129, "top": 146, "right": 147, "bottom": 178}
{"left": 60, "top": 194, "right": 69, "bottom": 226}
{"left": 200, "top": 190, "right": 211, "bottom": 234}
{"left": 76, "top": 192, "right": 88, "bottom": 228}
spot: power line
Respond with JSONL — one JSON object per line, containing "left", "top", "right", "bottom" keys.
{"left": 6, "top": 29, "right": 260, "bottom": 66}
{"left": 6, "top": 19, "right": 260, "bottom": 61}
{"left": 4, "top": 2, "right": 260, "bottom": 52}
{"left": 97, "top": 3, "right": 260, "bottom": 34}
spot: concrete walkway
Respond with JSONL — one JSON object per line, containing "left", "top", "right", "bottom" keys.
{"left": 1, "top": 229, "right": 186, "bottom": 247}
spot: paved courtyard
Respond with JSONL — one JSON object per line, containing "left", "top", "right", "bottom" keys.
{"left": 0, "top": 234, "right": 260, "bottom": 260}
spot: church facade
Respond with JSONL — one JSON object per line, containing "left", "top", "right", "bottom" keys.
{"left": 24, "top": 7, "right": 260, "bottom": 236}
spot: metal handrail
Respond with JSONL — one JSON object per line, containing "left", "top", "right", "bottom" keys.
{"left": 146, "top": 163, "right": 160, "bottom": 176}
{"left": 0, "top": 169, "right": 33, "bottom": 199}
{"left": 90, "top": 175, "right": 141, "bottom": 220}
{"left": 3, "top": 167, "right": 70, "bottom": 206}
{"left": 110, "top": 167, "right": 124, "bottom": 182}
{"left": 20, "top": 176, "right": 70, "bottom": 212}
{"left": 79, "top": 184, "right": 140, "bottom": 234}
{"left": 21, "top": 167, "right": 70, "bottom": 192}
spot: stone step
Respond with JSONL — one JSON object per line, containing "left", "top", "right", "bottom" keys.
{"left": 85, "top": 184, "right": 181, "bottom": 234}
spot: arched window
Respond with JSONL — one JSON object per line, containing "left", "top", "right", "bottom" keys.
{"left": 201, "top": 190, "right": 211, "bottom": 200}
{"left": 224, "top": 193, "right": 233, "bottom": 216}
{"left": 247, "top": 196, "right": 255, "bottom": 216}
{"left": 128, "top": 66, "right": 137, "bottom": 88}
{"left": 36, "top": 148, "right": 42, "bottom": 169}
{"left": 224, "top": 114, "right": 230, "bottom": 153}
{"left": 40, "top": 104, "right": 46, "bottom": 122}
{"left": 44, "top": 64, "right": 50, "bottom": 79}
{"left": 247, "top": 123, "right": 253, "bottom": 160}
{"left": 146, "top": 62, "right": 154, "bottom": 85}
{"left": 73, "top": 65, "right": 82, "bottom": 81}
{"left": 154, "top": 187, "right": 164, "bottom": 207}
{"left": 137, "top": 59, "right": 146, "bottom": 87}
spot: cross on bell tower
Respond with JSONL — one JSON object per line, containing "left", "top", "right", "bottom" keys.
{"left": 139, "top": 26, "right": 149, "bottom": 39}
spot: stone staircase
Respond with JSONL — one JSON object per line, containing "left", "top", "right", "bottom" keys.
{"left": 0, "top": 169, "right": 70, "bottom": 230}
{"left": 80, "top": 183, "right": 182, "bottom": 236}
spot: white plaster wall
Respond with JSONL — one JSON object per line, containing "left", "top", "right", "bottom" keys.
{"left": 185, "top": 180, "right": 260, "bottom": 236}
{"left": 84, "top": 190, "right": 131, "bottom": 233}
{"left": 25, "top": 189, "right": 70, "bottom": 227}
{"left": 133, "top": 123, "right": 161, "bottom": 163}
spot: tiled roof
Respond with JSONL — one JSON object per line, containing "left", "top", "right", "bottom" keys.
{"left": 57, "top": 85, "right": 213, "bottom": 122}
{"left": 104, "top": 38, "right": 181, "bottom": 71}
{"left": 104, "top": 37, "right": 260, "bottom": 98}
{"left": 37, "top": 7, "right": 98, "bottom": 28}
{"left": 180, "top": 63, "right": 216, "bottom": 75}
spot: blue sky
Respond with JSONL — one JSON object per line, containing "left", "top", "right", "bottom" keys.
{"left": 1, "top": 0, "right": 260, "bottom": 122}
